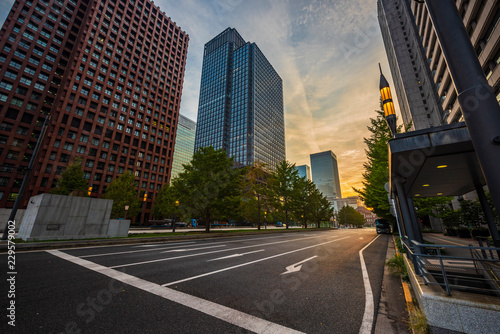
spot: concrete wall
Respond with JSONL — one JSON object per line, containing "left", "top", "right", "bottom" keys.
{"left": 0, "top": 208, "right": 26, "bottom": 232}
{"left": 107, "top": 219, "right": 130, "bottom": 238}
{"left": 18, "top": 194, "right": 114, "bottom": 241}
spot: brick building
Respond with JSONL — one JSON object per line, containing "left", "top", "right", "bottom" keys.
{"left": 0, "top": 0, "right": 188, "bottom": 220}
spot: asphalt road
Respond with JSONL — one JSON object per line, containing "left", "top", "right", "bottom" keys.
{"left": 1, "top": 229, "right": 389, "bottom": 334}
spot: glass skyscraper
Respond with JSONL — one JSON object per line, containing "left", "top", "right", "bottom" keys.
{"left": 194, "top": 28, "right": 285, "bottom": 169}
{"left": 296, "top": 164, "right": 311, "bottom": 181}
{"left": 310, "top": 151, "right": 342, "bottom": 202}
{"left": 171, "top": 115, "right": 196, "bottom": 180}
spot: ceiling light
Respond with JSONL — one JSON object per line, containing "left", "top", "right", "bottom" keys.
{"left": 437, "top": 165, "right": 448, "bottom": 169}
{"left": 423, "top": 184, "right": 430, "bottom": 187}
{"left": 437, "top": 193, "right": 443, "bottom": 196}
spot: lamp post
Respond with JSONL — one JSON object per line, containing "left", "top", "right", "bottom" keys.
{"left": 379, "top": 64, "right": 397, "bottom": 138}
{"left": 140, "top": 191, "right": 147, "bottom": 226}
{"left": 172, "top": 200, "right": 179, "bottom": 233}
{"left": 124, "top": 205, "right": 129, "bottom": 220}
{"left": 264, "top": 211, "right": 267, "bottom": 229}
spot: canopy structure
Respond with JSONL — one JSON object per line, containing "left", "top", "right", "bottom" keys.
{"left": 388, "top": 122, "right": 485, "bottom": 199}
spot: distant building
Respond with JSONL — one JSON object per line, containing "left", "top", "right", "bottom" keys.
{"left": 377, "top": 0, "right": 445, "bottom": 130}
{"left": 194, "top": 28, "right": 285, "bottom": 170}
{"left": 356, "top": 206, "right": 378, "bottom": 226}
{"left": 330, "top": 196, "right": 360, "bottom": 213}
{"left": 171, "top": 115, "right": 196, "bottom": 180}
{"left": 310, "top": 151, "right": 341, "bottom": 202}
{"left": 295, "top": 164, "right": 311, "bottom": 181}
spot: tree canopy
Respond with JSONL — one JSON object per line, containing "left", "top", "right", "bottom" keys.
{"left": 337, "top": 205, "right": 365, "bottom": 227}
{"left": 103, "top": 171, "right": 142, "bottom": 219}
{"left": 50, "top": 157, "right": 89, "bottom": 195}
{"left": 172, "top": 146, "right": 245, "bottom": 232}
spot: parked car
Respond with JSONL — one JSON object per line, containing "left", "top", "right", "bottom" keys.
{"left": 375, "top": 219, "right": 391, "bottom": 234}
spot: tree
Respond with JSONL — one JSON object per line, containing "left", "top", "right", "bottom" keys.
{"left": 103, "top": 171, "right": 141, "bottom": 219}
{"left": 309, "top": 187, "right": 334, "bottom": 228}
{"left": 172, "top": 147, "right": 245, "bottom": 233}
{"left": 354, "top": 104, "right": 408, "bottom": 220}
{"left": 151, "top": 184, "right": 180, "bottom": 221}
{"left": 50, "top": 157, "right": 89, "bottom": 195}
{"left": 337, "top": 205, "right": 365, "bottom": 227}
{"left": 241, "top": 161, "right": 270, "bottom": 230}
{"left": 268, "top": 160, "right": 300, "bottom": 229}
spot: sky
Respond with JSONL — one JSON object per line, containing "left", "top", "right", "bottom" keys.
{"left": 0, "top": 0, "right": 395, "bottom": 198}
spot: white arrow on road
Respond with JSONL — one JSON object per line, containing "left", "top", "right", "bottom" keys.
{"left": 162, "top": 245, "right": 226, "bottom": 253}
{"left": 207, "top": 249, "right": 265, "bottom": 262}
{"left": 280, "top": 256, "right": 318, "bottom": 275}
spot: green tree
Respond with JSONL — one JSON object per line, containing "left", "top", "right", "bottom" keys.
{"left": 268, "top": 160, "right": 300, "bottom": 229}
{"left": 338, "top": 205, "right": 365, "bottom": 227}
{"left": 241, "top": 161, "right": 270, "bottom": 229}
{"left": 50, "top": 157, "right": 89, "bottom": 195}
{"left": 309, "top": 187, "right": 334, "bottom": 228}
{"left": 151, "top": 184, "right": 180, "bottom": 221}
{"left": 354, "top": 105, "right": 408, "bottom": 220}
{"left": 172, "top": 147, "right": 244, "bottom": 233}
{"left": 103, "top": 171, "right": 141, "bottom": 219}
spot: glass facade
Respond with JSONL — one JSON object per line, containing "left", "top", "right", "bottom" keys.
{"left": 195, "top": 28, "right": 285, "bottom": 169}
{"left": 310, "top": 151, "right": 342, "bottom": 201}
{"left": 296, "top": 164, "right": 311, "bottom": 181}
{"left": 171, "top": 115, "right": 196, "bottom": 179}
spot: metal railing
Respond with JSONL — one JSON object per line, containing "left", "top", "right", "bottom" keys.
{"left": 403, "top": 240, "right": 500, "bottom": 296}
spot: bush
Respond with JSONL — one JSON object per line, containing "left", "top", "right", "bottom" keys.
{"left": 386, "top": 253, "right": 409, "bottom": 282}
{"left": 471, "top": 227, "right": 490, "bottom": 238}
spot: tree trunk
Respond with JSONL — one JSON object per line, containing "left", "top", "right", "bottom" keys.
{"left": 205, "top": 218, "right": 211, "bottom": 233}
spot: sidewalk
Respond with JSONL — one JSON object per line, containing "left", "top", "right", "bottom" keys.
{"left": 375, "top": 236, "right": 410, "bottom": 334}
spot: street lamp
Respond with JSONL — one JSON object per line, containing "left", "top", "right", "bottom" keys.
{"left": 172, "top": 200, "right": 179, "bottom": 233}
{"left": 124, "top": 205, "right": 129, "bottom": 220}
{"left": 264, "top": 211, "right": 267, "bottom": 229}
{"left": 379, "top": 64, "right": 397, "bottom": 138}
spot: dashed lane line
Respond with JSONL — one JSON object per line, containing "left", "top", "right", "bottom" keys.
{"left": 47, "top": 250, "right": 305, "bottom": 334}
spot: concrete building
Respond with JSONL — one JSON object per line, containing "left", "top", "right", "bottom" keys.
{"left": 170, "top": 114, "right": 196, "bottom": 180}
{"left": 194, "top": 28, "right": 285, "bottom": 170}
{"left": 0, "top": 0, "right": 189, "bottom": 216}
{"left": 310, "top": 151, "right": 342, "bottom": 202}
{"left": 377, "top": 0, "right": 445, "bottom": 130}
{"left": 330, "top": 196, "right": 360, "bottom": 213}
{"left": 410, "top": 0, "right": 500, "bottom": 123}
{"left": 295, "top": 164, "right": 311, "bottom": 181}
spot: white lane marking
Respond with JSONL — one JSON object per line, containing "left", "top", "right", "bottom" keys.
{"left": 166, "top": 245, "right": 227, "bottom": 252}
{"left": 280, "top": 256, "right": 318, "bottom": 275}
{"left": 426, "top": 236, "right": 476, "bottom": 247}
{"left": 134, "top": 242, "right": 196, "bottom": 248}
{"left": 207, "top": 249, "right": 265, "bottom": 262}
{"left": 80, "top": 243, "right": 203, "bottom": 258}
{"left": 110, "top": 234, "right": 338, "bottom": 269}
{"left": 358, "top": 234, "right": 381, "bottom": 334}
{"left": 162, "top": 237, "right": 350, "bottom": 287}
{"left": 47, "top": 250, "right": 304, "bottom": 334}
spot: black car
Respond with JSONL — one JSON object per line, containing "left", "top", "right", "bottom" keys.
{"left": 375, "top": 219, "right": 391, "bottom": 234}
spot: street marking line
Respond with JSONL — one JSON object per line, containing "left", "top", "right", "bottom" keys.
{"left": 80, "top": 243, "right": 204, "bottom": 258}
{"left": 426, "top": 236, "right": 474, "bottom": 247}
{"left": 134, "top": 242, "right": 196, "bottom": 248}
{"left": 162, "top": 237, "right": 350, "bottom": 287}
{"left": 358, "top": 234, "right": 381, "bottom": 334}
{"left": 47, "top": 250, "right": 304, "bottom": 334}
{"left": 166, "top": 245, "right": 227, "bottom": 252}
{"left": 280, "top": 256, "right": 318, "bottom": 275}
{"left": 110, "top": 234, "right": 339, "bottom": 269}
{"left": 207, "top": 249, "right": 265, "bottom": 262}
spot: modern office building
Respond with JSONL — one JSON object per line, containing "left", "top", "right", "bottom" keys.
{"left": 194, "top": 28, "right": 285, "bottom": 169}
{"left": 410, "top": 0, "right": 500, "bottom": 123}
{"left": 170, "top": 114, "right": 196, "bottom": 180}
{"left": 0, "top": 0, "right": 189, "bottom": 215}
{"left": 377, "top": 0, "right": 445, "bottom": 130}
{"left": 310, "top": 151, "right": 342, "bottom": 202}
{"left": 295, "top": 164, "right": 311, "bottom": 181}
